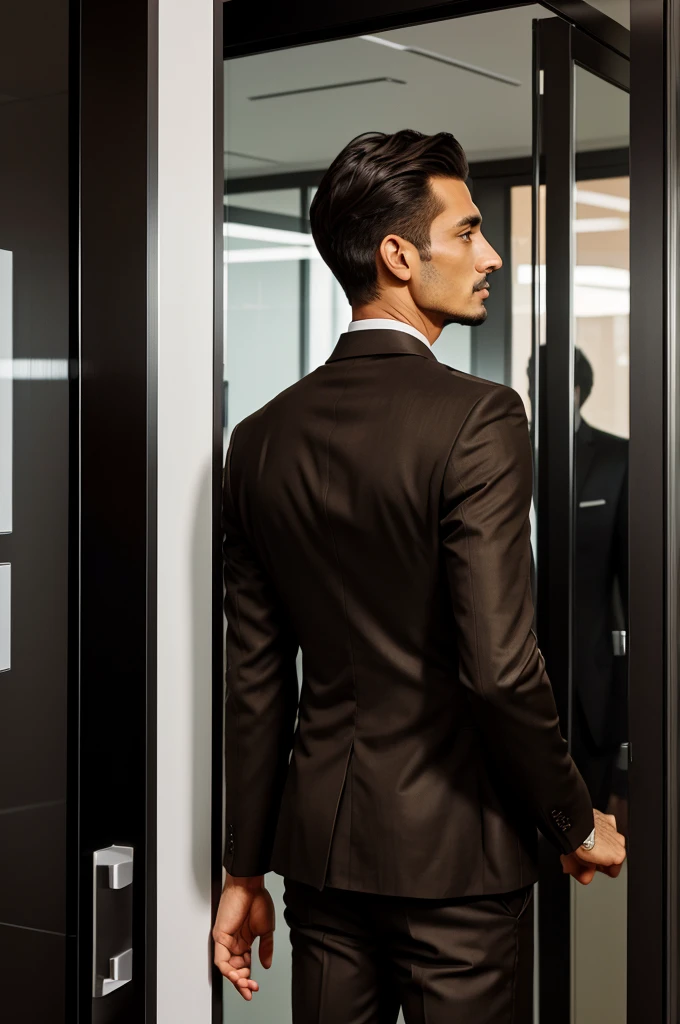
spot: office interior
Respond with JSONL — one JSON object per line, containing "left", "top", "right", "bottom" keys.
{"left": 4, "top": 0, "right": 680, "bottom": 1022}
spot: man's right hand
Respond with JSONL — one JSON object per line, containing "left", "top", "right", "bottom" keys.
{"left": 560, "top": 809, "right": 627, "bottom": 885}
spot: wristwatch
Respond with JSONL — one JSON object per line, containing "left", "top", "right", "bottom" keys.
{"left": 581, "top": 828, "right": 596, "bottom": 851}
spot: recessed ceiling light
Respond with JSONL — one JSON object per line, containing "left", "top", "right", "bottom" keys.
{"left": 223, "top": 222, "right": 312, "bottom": 245}
{"left": 224, "top": 149, "right": 279, "bottom": 165}
{"left": 574, "top": 188, "right": 630, "bottom": 213}
{"left": 360, "top": 35, "right": 521, "bottom": 87}
{"left": 224, "top": 246, "right": 321, "bottom": 264}
{"left": 573, "top": 217, "right": 629, "bottom": 233}
{"left": 249, "top": 77, "right": 406, "bottom": 101}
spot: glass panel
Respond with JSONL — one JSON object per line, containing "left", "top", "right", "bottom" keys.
{"left": 222, "top": 176, "right": 304, "bottom": 446}
{"left": 0, "top": 248, "right": 11, "bottom": 535}
{"left": 225, "top": 189, "right": 304, "bottom": 217}
{"left": 511, "top": 181, "right": 544, "bottom": 592}
{"left": 571, "top": 66, "right": 629, "bottom": 1024}
{"left": 511, "top": 182, "right": 546, "bottom": 411}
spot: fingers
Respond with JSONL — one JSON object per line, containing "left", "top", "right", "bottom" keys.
{"left": 562, "top": 856, "right": 597, "bottom": 885}
{"left": 214, "top": 942, "right": 260, "bottom": 998}
{"left": 259, "top": 930, "right": 274, "bottom": 969}
{"left": 227, "top": 966, "right": 259, "bottom": 1000}
{"left": 580, "top": 846, "right": 626, "bottom": 868}
{"left": 597, "top": 861, "right": 623, "bottom": 879}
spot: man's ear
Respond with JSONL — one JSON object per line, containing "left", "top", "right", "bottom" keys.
{"left": 378, "top": 234, "right": 415, "bottom": 283}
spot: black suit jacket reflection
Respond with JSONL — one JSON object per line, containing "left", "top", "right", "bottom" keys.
{"left": 221, "top": 329, "right": 593, "bottom": 899}
{"left": 573, "top": 418, "right": 628, "bottom": 749}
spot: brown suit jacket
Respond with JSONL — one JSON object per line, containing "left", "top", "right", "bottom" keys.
{"left": 221, "top": 328, "right": 594, "bottom": 898}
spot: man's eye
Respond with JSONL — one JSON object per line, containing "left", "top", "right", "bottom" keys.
{"left": 460, "top": 231, "right": 472, "bottom": 242}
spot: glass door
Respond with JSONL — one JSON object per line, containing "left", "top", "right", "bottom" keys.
{"left": 533, "top": 16, "right": 630, "bottom": 1023}
{"left": 220, "top": 5, "right": 654, "bottom": 1024}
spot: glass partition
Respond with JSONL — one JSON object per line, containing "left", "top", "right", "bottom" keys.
{"left": 571, "top": 66, "right": 630, "bottom": 1024}
{"left": 223, "top": 10, "right": 547, "bottom": 1020}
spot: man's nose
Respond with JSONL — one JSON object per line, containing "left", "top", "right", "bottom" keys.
{"left": 477, "top": 238, "right": 503, "bottom": 274}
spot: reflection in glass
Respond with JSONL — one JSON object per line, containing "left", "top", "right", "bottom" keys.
{"left": 0, "top": 249, "right": 12, "bottom": 535}
{"left": 571, "top": 173, "right": 630, "bottom": 820}
{"left": 572, "top": 340, "right": 628, "bottom": 819}
{"left": 223, "top": 186, "right": 304, "bottom": 449}
{"left": 0, "top": 563, "right": 9, "bottom": 672}
{"left": 571, "top": 65, "right": 629, "bottom": 1024}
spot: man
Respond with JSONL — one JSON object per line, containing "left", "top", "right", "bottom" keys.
{"left": 571, "top": 348, "right": 629, "bottom": 822}
{"left": 526, "top": 346, "right": 629, "bottom": 827}
{"left": 213, "top": 130, "right": 626, "bottom": 1022}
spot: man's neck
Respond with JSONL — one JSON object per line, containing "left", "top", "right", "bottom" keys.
{"left": 351, "top": 302, "right": 443, "bottom": 345}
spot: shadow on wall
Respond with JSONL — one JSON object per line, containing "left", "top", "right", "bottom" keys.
{"left": 190, "top": 458, "right": 215, "bottom": 980}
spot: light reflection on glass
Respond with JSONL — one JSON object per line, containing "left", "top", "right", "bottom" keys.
{"left": 0, "top": 249, "right": 12, "bottom": 535}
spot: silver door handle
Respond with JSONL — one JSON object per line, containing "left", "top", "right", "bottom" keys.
{"left": 95, "top": 844, "right": 133, "bottom": 889}
{"left": 92, "top": 845, "right": 134, "bottom": 998}
{"left": 615, "top": 742, "right": 630, "bottom": 771}
{"left": 101, "top": 947, "right": 133, "bottom": 997}
{"left": 612, "top": 629, "right": 627, "bottom": 656}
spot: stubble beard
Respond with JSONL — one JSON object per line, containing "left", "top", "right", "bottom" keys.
{"left": 421, "top": 263, "right": 489, "bottom": 329}
{"left": 442, "top": 307, "right": 488, "bottom": 328}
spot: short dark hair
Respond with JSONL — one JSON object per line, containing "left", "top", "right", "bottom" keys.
{"left": 574, "top": 347, "right": 594, "bottom": 405}
{"left": 526, "top": 346, "right": 594, "bottom": 407}
{"left": 309, "top": 130, "right": 469, "bottom": 305}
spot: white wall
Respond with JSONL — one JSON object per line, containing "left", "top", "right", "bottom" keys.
{"left": 157, "top": 0, "right": 215, "bottom": 1020}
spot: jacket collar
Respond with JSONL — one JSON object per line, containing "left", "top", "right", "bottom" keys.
{"left": 326, "top": 328, "right": 437, "bottom": 363}
{"left": 576, "top": 417, "right": 595, "bottom": 446}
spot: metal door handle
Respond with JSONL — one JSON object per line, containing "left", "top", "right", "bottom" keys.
{"left": 92, "top": 845, "right": 134, "bottom": 998}
{"left": 612, "top": 629, "right": 627, "bottom": 656}
{"left": 615, "top": 742, "right": 630, "bottom": 771}
{"left": 101, "top": 947, "right": 133, "bottom": 997}
{"left": 95, "top": 844, "right": 133, "bottom": 889}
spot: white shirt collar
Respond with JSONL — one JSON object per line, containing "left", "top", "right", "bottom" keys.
{"left": 348, "top": 318, "right": 432, "bottom": 350}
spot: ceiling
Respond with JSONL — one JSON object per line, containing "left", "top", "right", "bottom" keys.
{"left": 224, "top": 2, "right": 630, "bottom": 178}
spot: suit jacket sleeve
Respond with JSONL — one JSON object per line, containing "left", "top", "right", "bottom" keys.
{"left": 441, "top": 385, "right": 594, "bottom": 854}
{"left": 222, "top": 422, "right": 300, "bottom": 875}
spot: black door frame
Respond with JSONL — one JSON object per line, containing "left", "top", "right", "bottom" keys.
{"left": 219, "top": 1, "right": 679, "bottom": 1021}
{"left": 629, "top": 2, "right": 680, "bottom": 1023}
{"left": 223, "top": 0, "right": 629, "bottom": 61}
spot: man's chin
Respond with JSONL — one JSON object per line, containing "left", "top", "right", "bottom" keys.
{"left": 443, "top": 308, "right": 488, "bottom": 328}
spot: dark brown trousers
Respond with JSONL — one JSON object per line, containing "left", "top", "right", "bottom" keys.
{"left": 282, "top": 877, "right": 534, "bottom": 1024}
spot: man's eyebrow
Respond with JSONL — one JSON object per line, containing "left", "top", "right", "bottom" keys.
{"left": 454, "top": 214, "right": 482, "bottom": 229}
